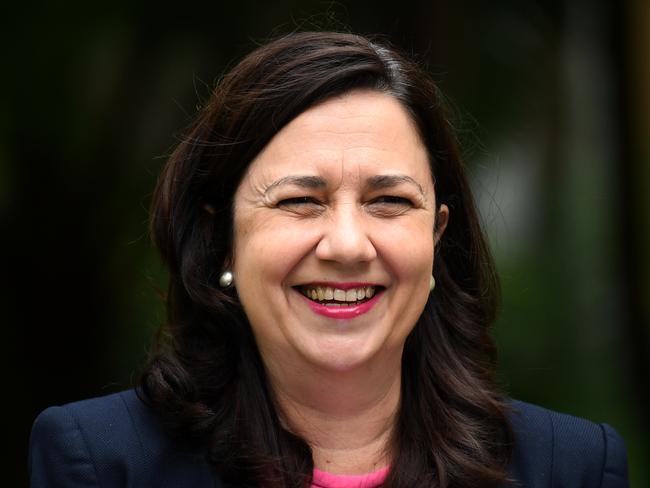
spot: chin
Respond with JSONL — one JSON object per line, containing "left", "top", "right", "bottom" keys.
{"left": 302, "top": 338, "right": 388, "bottom": 373}
{"left": 310, "top": 355, "right": 370, "bottom": 373}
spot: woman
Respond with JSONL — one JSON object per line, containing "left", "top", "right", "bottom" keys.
{"left": 29, "top": 32, "right": 629, "bottom": 487}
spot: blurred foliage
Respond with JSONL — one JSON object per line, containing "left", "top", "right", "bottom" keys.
{"left": 6, "top": 0, "right": 648, "bottom": 485}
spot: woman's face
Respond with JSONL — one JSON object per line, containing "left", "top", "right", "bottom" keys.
{"left": 232, "top": 90, "right": 448, "bottom": 374}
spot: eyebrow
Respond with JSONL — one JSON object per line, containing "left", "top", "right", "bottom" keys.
{"left": 263, "top": 173, "right": 425, "bottom": 197}
{"left": 263, "top": 175, "right": 327, "bottom": 196}
{"left": 366, "top": 174, "right": 425, "bottom": 197}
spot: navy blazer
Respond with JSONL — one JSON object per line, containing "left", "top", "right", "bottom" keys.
{"left": 29, "top": 389, "right": 629, "bottom": 487}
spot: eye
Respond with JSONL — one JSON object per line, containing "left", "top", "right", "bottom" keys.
{"left": 372, "top": 196, "right": 413, "bottom": 205}
{"left": 278, "top": 196, "right": 320, "bottom": 206}
{"left": 276, "top": 196, "right": 324, "bottom": 216}
{"left": 366, "top": 195, "right": 414, "bottom": 216}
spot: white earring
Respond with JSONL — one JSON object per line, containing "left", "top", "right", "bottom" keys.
{"left": 219, "top": 270, "right": 234, "bottom": 288}
{"left": 429, "top": 275, "right": 435, "bottom": 292}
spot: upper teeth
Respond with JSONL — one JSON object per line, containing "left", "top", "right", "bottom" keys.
{"left": 302, "top": 286, "right": 376, "bottom": 302}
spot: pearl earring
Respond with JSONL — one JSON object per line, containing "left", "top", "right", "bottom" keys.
{"left": 219, "top": 270, "right": 234, "bottom": 288}
{"left": 429, "top": 275, "right": 435, "bottom": 291}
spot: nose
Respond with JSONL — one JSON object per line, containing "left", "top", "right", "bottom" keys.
{"left": 315, "top": 204, "right": 377, "bottom": 265}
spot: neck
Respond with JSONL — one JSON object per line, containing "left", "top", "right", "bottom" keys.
{"left": 265, "top": 352, "right": 403, "bottom": 475}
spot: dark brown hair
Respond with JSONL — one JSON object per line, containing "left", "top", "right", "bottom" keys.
{"left": 141, "top": 31, "right": 511, "bottom": 487}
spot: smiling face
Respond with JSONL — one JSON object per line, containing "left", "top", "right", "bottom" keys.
{"left": 232, "top": 90, "right": 448, "bottom": 376}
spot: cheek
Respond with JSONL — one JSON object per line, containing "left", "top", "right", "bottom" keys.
{"left": 376, "top": 219, "right": 435, "bottom": 280}
{"left": 233, "top": 213, "right": 318, "bottom": 285}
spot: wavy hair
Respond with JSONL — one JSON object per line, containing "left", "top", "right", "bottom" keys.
{"left": 140, "top": 31, "right": 512, "bottom": 487}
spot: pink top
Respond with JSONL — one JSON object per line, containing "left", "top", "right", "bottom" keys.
{"left": 311, "top": 466, "right": 390, "bottom": 488}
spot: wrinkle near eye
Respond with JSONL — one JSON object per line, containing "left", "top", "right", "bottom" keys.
{"left": 235, "top": 171, "right": 274, "bottom": 209}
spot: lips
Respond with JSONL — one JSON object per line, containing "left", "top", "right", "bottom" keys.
{"left": 294, "top": 282, "right": 385, "bottom": 319}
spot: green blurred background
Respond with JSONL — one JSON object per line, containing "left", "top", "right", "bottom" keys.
{"left": 6, "top": 0, "right": 648, "bottom": 485}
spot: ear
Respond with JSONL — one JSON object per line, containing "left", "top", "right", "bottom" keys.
{"left": 434, "top": 204, "right": 449, "bottom": 245}
{"left": 223, "top": 251, "right": 235, "bottom": 272}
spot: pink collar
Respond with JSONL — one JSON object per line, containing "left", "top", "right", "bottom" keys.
{"left": 311, "top": 466, "right": 390, "bottom": 488}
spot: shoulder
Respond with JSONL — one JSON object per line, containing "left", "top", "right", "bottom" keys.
{"left": 504, "top": 399, "right": 629, "bottom": 488}
{"left": 29, "top": 389, "right": 220, "bottom": 488}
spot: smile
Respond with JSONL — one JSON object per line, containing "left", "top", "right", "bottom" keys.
{"left": 295, "top": 283, "right": 384, "bottom": 319}
{"left": 299, "top": 285, "right": 377, "bottom": 306}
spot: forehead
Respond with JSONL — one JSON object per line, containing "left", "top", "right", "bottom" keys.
{"left": 241, "top": 90, "right": 433, "bottom": 190}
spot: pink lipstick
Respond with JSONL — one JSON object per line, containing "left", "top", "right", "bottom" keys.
{"left": 297, "top": 283, "right": 383, "bottom": 319}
